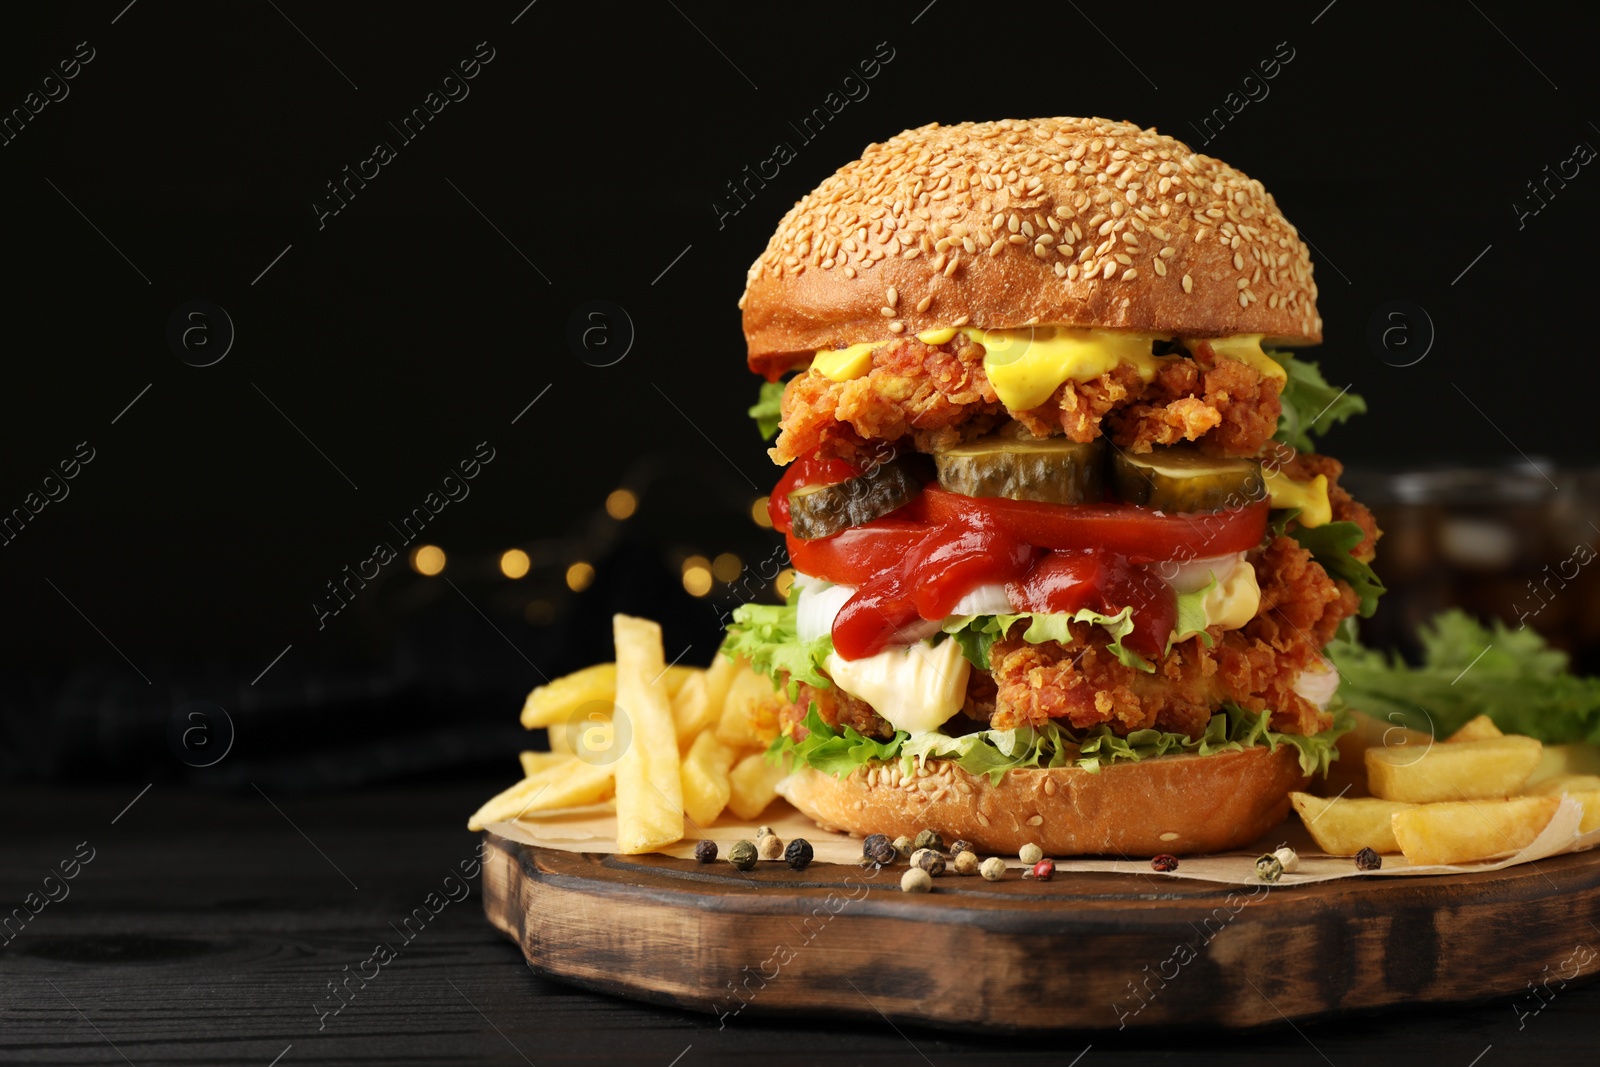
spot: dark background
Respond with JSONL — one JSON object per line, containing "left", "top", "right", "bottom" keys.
{"left": 5, "top": 0, "right": 1598, "bottom": 788}
{"left": 4, "top": 3, "right": 1600, "bottom": 1064}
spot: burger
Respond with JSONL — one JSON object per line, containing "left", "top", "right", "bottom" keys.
{"left": 721, "top": 118, "right": 1382, "bottom": 856}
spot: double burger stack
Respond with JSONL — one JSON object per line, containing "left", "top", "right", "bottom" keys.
{"left": 724, "top": 117, "right": 1381, "bottom": 856}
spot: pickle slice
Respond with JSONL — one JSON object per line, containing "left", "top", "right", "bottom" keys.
{"left": 788, "top": 456, "right": 926, "bottom": 539}
{"left": 933, "top": 435, "right": 1106, "bottom": 504}
{"left": 1110, "top": 445, "right": 1265, "bottom": 512}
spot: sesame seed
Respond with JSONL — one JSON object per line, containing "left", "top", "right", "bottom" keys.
{"left": 1121, "top": 268, "right": 1138, "bottom": 280}
{"left": 737, "top": 117, "right": 1320, "bottom": 347}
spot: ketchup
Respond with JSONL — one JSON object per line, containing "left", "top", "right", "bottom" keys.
{"left": 781, "top": 466, "right": 1266, "bottom": 662}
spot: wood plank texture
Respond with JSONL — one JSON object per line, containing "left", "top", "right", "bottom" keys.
{"left": 3, "top": 784, "right": 1598, "bottom": 1066}
{"left": 485, "top": 832, "right": 1600, "bottom": 1031}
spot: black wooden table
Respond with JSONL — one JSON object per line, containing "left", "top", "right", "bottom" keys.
{"left": 3, "top": 782, "right": 1596, "bottom": 1066}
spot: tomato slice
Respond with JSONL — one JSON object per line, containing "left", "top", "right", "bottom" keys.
{"left": 921, "top": 486, "right": 1268, "bottom": 563}
{"left": 768, "top": 456, "right": 858, "bottom": 534}
{"left": 787, "top": 520, "right": 930, "bottom": 587}
{"left": 780, "top": 480, "right": 1266, "bottom": 662}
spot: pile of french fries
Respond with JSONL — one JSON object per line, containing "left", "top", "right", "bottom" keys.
{"left": 1293, "top": 713, "right": 1600, "bottom": 866}
{"left": 467, "top": 615, "right": 788, "bottom": 854}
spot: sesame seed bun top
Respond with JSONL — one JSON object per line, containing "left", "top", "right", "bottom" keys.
{"left": 740, "top": 117, "right": 1322, "bottom": 378}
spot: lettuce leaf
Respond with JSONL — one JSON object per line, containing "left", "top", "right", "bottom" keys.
{"left": 748, "top": 380, "right": 785, "bottom": 441}
{"left": 942, "top": 607, "right": 1148, "bottom": 673}
{"left": 1169, "top": 577, "right": 1218, "bottom": 651}
{"left": 1268, "top": 349, "right": 1367, "bottom": 451}
{"left": 720, "top": 593, "right": 833, "bottom": 699}
{"left": 775, "top": 704, "right": 901, "bottom": 777}
{"left": 1328, "top": 609, "right": 1600, "bottom": 744}
{"left": 773, "top": 702, "right": 1350, "bottom": 784}
{"left": 1291, "top": 520, "right": 1386, "bottom": 618}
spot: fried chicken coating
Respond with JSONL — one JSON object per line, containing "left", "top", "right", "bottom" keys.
{"left": 771, "top": 336, "right": 1282, "bottom": 465}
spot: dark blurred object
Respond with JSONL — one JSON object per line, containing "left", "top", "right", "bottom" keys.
{"left": 1347, "top": 462, "right": 1600, "bottom": 674}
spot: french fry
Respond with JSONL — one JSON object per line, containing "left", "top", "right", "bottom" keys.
{"left": 1446, "top": 715, "right": 1503, "bottom": 742}
{"left": 1526, "top": 742, "right": 1600, "bottom": 786}
{"left": 612, "top": 615, "right": 684, "bottom": 854}
{"left": 1527, "top": 773, "right": 1600, "bottom": 796}
{"left": 727, "top": 751, "right": 789, "bottom": 821}
{"left": 1290, "top": 792, "right": 1413, "bottom": 855}
{"left": 1389, "top": 795, "right": 1560, "bottom": 866}
{"left": 466, "top": 756, "right": 615, "bottom": 831}
{"left": 717, "top": 665, "right": 776, "bottom": 749}
{"left": 518, "top": 750, "right": 567, "bottom": 778}
{"left": 1570, "top": 791, "right": 1600, "bottom": 835}
{"left": 1320, "top": 710, "right": 1434, "bottom": 798}
{"left": 521, "top": 663, "right": 617, "bottom": 729}
{"left": 672, "top": 673, "right": 717, "bottom": 750}
{"left": 703, "top": 652, "right": 741, "bottom": 722}
{"left": 1346, "top": 708, "right": 1433, "bottom": 750}
{"left": 680, "top": 729, "right": 737, "bottom": 826}
{"left": 1366, "top": 735, "right": 1542, "bottom": 803}
{"left": 521, "top": 662, "right": 697, "bottom": 729}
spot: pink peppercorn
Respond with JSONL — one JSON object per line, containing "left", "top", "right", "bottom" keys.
{"left": 1032, "top": 859, "right": 1055, "bottom": 881}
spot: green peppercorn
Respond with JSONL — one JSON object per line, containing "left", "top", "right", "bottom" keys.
{"left": 1255, "top": 853, "right": 1283, "bottom": 883}
{"left": 1019, "top": 843, "right": 1043, "bottom": 866}
{"left": 785, "top": 838, "right": 814, "bottom": 870}
{"left": 900, "top": 868, "right": 932, "bottom": 894}
{"left": 892, "top": 835, "right": 914, "bottom": 858}
{"left": 913, "top": 829, "right": 945, "bottom": 854}
{"left": 728, "top": 840, "right": 757, "bottom": 871}
{"left": 979, "top": 856, "right": 1006, "bottom": 881}
{"left": 910, "top": 848, "right": 945, "bottom": 876}
{"left": 756, "top": 834, "right": 785, "bottom": 861}
{"left": 693, "top": 840, "right": 718, "bottom": 864}
{"left": 953, "top": 850, "right": 979, "bottom": 876}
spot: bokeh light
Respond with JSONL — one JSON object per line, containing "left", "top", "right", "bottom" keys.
{"left": 499, "top": 548, "right": 531, "bottom": 579}
{"left": 411, "top": 545, "right": 446, "bottom": 576}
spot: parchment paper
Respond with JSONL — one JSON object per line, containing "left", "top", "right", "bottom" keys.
{"left": 486, "top": 791, "right": 1599, "bottom": 886}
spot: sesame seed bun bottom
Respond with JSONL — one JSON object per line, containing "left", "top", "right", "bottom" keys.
{"left": 777, "top": 744, "right": 1310, "bottom": 857}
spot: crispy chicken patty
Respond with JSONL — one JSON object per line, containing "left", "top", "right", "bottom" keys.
{"left": 775, "top": 459, "right": 1378, "bottom": 745}
{"left": 772, "top": 335, "right": 1282, "bottom": 465}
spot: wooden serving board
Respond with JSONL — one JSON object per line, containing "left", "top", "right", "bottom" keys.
{"left": 482, "top": 832, "right": 1600, "bottom": 1030}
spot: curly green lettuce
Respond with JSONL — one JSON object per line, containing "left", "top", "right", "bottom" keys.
{"left": 748, "top": 380, "right": 785, "bottom": 441}
{"left": 1329, "top": 609, "right": 1600, "bottom": 744}
{"left": 1268, "top": 349, "right": 1367, "bottom": 451}
{"left": 772, "top": 702, "right": 1349, "bottom": 784}
{"left": 942, "top": 607, "right": 1143, "bottom": 672}
{"left": 720, "top": 594, "right": 832, "bottom": 700}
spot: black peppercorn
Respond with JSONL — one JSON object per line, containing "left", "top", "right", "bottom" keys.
{"left": 863, "top": 836, "right": 896, "bottom": 866}
{"left": 1355, "top": 847, "right": 1382, "bottom": 872}
{"left": 785, "top": 838, "right": 814, "bottom": 870}
{"left": 1151, "top": 853, "right": 1179, "bottom": 873}
{"left": 862, "top": 833, "right": 891, "bottom": 860}
{"left": 949, "top": 839, "right": 974, "bottom": 857}
{"left": 694, "top": 840, "right": 718, "bottom": 864}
